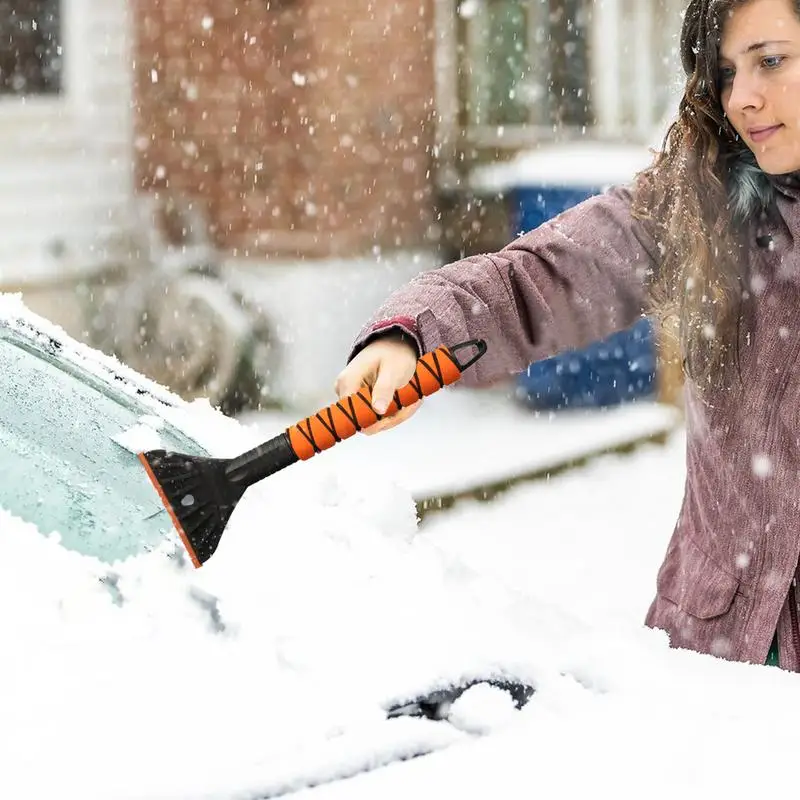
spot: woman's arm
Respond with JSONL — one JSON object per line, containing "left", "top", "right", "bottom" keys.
{"left": 350, "top": 184, "right": 659, "bottom": 388}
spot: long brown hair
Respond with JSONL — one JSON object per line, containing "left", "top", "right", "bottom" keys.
{"left": 633, "top": 0, "right": 793, "bottom": 390}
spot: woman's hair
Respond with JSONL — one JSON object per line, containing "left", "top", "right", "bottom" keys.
{"left": 633, "top": 0, "right": 799, "bottom": 391}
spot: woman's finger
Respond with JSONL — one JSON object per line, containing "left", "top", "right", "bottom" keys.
{"left": 370, "top": 361, "right": 403, "bottom": 414}
{"left": 334, "top": 354, "right": 376, "bottom": 399}
{"left": 363, "top": 400, "right": 422, "bottom": 435}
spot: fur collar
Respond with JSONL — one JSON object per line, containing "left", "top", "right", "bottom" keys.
{"left": 726, "top": 149, "right": 776, "bottom": 224}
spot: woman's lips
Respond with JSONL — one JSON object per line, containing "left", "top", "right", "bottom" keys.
{"left": 749, "top": 125, "right": 784, "bottom": 143}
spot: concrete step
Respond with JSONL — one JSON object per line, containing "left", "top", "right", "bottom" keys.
{"left": 239, "top": 386, "right": 681, "bottom": 516}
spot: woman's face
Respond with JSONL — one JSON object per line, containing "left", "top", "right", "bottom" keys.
{"left": 720, "top": 0, "right": 800, "bottom": 174}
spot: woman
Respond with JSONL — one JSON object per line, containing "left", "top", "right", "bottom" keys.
{"left": 335, "top": 0, "right": 800, "bottom": 670}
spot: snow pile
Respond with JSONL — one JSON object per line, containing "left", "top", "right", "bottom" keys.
{"left": 303, "top": 436, "right": 800, "bottom": 800}
{"left": 111, "top": 415, "right": 166, "bottom": 453}
{"left": 447, "top": 682, "right": 521, "bottom": 735}
{"left": 3, "top": 420, "right": 800, "bottom": 800}
{"left": 0, "top": 451, "right": 548, "bottom": 800}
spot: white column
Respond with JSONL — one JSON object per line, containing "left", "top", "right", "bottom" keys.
{"left": 433, "top": 0, "right": 462, "bottom": 188}
{"left": 632, "top": 0, "right": 655, "bottom": 137}
{"left": 590, "top": 0, "right": 622, "bottom": 137}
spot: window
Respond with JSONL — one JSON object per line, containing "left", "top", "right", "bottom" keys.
{"left": 0, "top": 0, "right": 62, "bottom": 96}
{"left": 461, "top": 0, "right": 591, "bottom": 130}
{"left": 455, "top": 0, "right": 685, "bottom": 146}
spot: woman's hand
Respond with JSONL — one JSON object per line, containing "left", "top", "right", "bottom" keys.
{"left": 334, "top": 334, "right": 421, "bottom": 435}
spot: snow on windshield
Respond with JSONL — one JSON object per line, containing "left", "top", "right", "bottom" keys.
{"left": 0, "top": 331, "right": 214, "bottom": 562}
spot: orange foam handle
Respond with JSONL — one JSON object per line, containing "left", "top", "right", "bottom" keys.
{"left": 287, "top": 345, "right": 463, "bottom": 461}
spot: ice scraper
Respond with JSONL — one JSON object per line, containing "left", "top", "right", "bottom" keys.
{"left": 138, "top": 339, "right": 487, "bottom": 567}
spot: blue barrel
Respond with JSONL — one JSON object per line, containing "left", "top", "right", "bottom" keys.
{"left": 516, "top": 317, "right": 656, "bottom": 410}
{"left": 509, "top": 185, "right": 597, "bottom": 236}
{"left": 511, "top": 183, "right": 657, "bottom": 410}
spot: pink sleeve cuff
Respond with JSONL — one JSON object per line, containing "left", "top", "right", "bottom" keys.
{"left": 367, "top": 316, "right": 417, "bottom": 337}
{"left": 347, "top": 315, "right": 422, "bottom": 363}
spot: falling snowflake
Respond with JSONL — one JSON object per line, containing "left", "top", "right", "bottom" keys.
{"left": 735, "top": 553, "right": 751, "bottom": 569}
{"left": 458, "top": 0, "right": 480, "bottom": 19}
{"left": 751, "top": 454, "right": 773, "bottom": 479}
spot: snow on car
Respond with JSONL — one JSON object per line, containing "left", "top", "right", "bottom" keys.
{"left": 6, "top": 293, "right": 800, "bottom": 800}
{"left": 0, "top": 294, "right": 543, "bottom": 800}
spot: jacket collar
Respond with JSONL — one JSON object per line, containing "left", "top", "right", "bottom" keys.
{"left": 768, "top": 171, "right": 800, "bottom": 201}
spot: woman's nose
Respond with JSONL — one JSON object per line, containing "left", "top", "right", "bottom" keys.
{"left": 727, "top": 72, "right": 766, "bottom": 113}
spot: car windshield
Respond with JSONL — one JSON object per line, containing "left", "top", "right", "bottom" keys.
{"left": 0, "top": 326, "right": 207, "bottom": 562}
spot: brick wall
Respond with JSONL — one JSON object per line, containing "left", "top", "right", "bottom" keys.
{"left": 132, "top": 0, "right": 437, "bottom": 258}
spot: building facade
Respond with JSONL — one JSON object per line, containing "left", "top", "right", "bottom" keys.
{"left": 133, "top": 0, "right": 439, "bottom": 258}
{"left": 0, "top": 0, "right": 686, "bottom": 405}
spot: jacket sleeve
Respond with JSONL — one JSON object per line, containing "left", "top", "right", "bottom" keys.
{"left": 350, "top": 184, "right": 660, "bottom": 386}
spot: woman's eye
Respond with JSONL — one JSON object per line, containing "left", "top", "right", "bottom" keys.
{"left": 762, "top": 55, "right": 785, "bottom": 69}
{"left": 719, "top": 66, "right": 735, "bottom": 86}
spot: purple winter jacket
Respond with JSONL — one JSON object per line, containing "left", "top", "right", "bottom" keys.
{"left": 351, "top": 181, "right": 800, "bottom": 670}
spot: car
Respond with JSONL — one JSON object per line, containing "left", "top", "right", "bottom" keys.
{"left": 0, "top": 294, "right": 537, "bottom": 799}
{"left": 7, "top": 295, "right": 789, "bottom": 800}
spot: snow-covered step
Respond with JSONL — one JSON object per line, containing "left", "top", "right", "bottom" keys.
{"left": 239, "top": 387, "right": 681, "bottom": 505}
